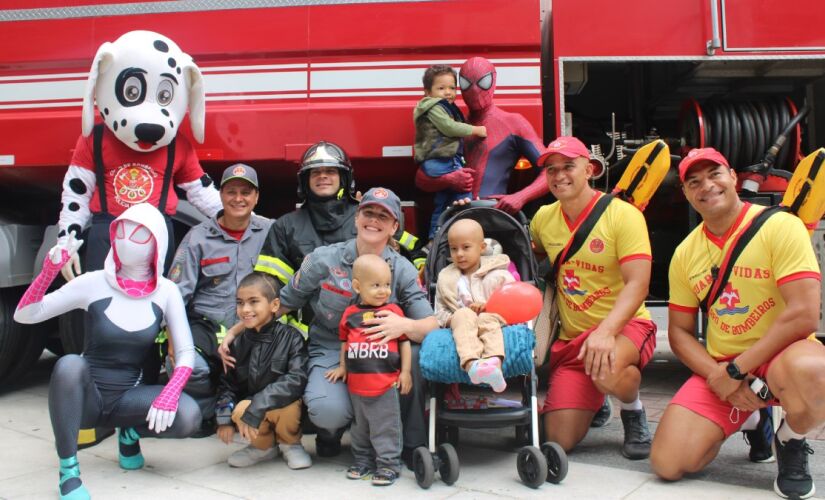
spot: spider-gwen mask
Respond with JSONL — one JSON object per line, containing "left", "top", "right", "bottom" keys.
{"left": 112, "top": 220, "right": 155, "bottom": 268}
{"left": 459, "top": 57, "right": 497, "bottom": 112}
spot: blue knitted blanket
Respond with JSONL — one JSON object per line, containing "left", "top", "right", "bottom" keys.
{"left": 419, "top": 324, "right": 535, "bottom": 383}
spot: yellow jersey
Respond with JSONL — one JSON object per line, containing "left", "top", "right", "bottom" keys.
{"left": 668, "top": 203, "right": 820, "bottom": 359}
{"left": 530, "top": 192, "right": 652, "bottom": 341}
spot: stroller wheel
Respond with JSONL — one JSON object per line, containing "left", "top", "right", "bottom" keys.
{"left": 413, "top": 446, "right": 435, "bottom": 489}
{"left": 516, "top": 446, "right": 547, "bottom": 488}
{"left": 437, "top": 443, "right": 460, "bottom": 485}
{"left": 541, "top": 441, "right": 569, "bottom": 484}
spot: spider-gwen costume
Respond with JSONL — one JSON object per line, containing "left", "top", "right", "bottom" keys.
{"left": 15, "top": 203, "right": 200, "bottom": 500}
{"left": 415, "top": 57, "right": 547, "bottom": 215}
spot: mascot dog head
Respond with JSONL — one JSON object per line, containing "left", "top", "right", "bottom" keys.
{"left": 82, "top": 30, "right": 204, "bottom": 152}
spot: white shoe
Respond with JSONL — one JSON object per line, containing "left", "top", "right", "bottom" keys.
{"left": 279, "top": 443, "right": 312, "bottom": 469}
{"left": 228, "top": 445, "right": 278, "bottom": 468}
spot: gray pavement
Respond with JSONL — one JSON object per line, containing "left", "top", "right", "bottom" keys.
{"left": 2, "top": 344, "right": 824, "bottom": 500}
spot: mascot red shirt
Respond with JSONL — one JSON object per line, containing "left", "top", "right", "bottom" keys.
{"left": 69, "top": 129, "right": 205, "bottom": 216}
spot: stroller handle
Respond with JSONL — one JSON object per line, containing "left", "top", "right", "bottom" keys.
{"left": 436, "top": 199, "right": 529, "bottom": 228}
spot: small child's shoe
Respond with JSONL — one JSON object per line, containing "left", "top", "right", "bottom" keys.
{"left": 118, "top": 427, "right": 145, "bottom": 470}
{"left": 468, "top": 358, "right": 507, "bottom": 392}
{"left": 346, "top": 464, "right": 373, "bottom": 480}
{"left": 279, "top": 443, "right": 312, "bottom": 469}
{"left": 228, "top": 444, "right": 277, "bottom": 467}
{"left": 467, "top": 359, "right": 486, "bottom": 385}
{"left": 476, "top": 358, "right": 507, "bottom": 393}
{"left": 371, "top": 467, "right": 399, "bottom": 486}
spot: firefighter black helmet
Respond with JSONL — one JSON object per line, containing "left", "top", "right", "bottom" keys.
{"left": 297, "top": 141, "right": 356, "bottom": 202}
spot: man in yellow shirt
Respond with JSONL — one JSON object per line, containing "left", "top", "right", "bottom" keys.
{"left": 530, "top": 137, "right": 656, "bottom": 459}
{"left": 651, "top": 148, "right": 825, "bottom": 500}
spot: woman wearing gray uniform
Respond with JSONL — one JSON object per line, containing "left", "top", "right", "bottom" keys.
{"left": 283, "top": 187, "right": 436, "bottom": 461}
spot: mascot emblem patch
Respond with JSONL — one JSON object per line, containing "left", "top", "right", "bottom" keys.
{"left": 113, "top": 164, "right": 155, "bottom": 206}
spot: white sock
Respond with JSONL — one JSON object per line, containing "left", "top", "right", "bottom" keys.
{"left": 777, "top": 420, "right": 805, "bottom": 444}
{"left": 620, "top": 397, "right": 643, "bottom": 411}
{"left": 739, "top": 410, "right": 760, "bottom": 431}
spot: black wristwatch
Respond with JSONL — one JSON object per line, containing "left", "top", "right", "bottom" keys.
{"left": 726, "top": 360, "right": 747, "bottom": 380}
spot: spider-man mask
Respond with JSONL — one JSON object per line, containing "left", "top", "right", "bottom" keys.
{"left": 459, "top": 57, "right": 497, "bottom": 112}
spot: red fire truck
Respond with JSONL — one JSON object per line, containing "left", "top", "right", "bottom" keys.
{"left": 0, "top": 0, "right": 823, "bottom": 383}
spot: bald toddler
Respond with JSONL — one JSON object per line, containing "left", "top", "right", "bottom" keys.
{"left": 433, "top": 219, "right": 515, "bottom": 391}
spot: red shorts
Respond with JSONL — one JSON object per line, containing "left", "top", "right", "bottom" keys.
{"left": 670, "top": 354, "right": 778, "bottom": 437}
{"left": 541, "top": 317, "right": 657, "bottom": 413}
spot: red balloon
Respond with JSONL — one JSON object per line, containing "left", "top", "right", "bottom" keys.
{"left": 485, "top": 282, "right": 543, "bottom": 324}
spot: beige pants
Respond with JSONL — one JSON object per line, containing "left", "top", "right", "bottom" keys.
{"left": 451, "top": 308, "right": 506, "bottom": 369}
{"left": 231, "top": 399, "right": 302, "bottom": 450}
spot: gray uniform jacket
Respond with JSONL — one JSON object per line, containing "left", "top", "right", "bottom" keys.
{"left": 279, "top": 239, "right": 433, "bottom": 369}
{"left": 170, "top": 212, "right": 273, "bottom": 326}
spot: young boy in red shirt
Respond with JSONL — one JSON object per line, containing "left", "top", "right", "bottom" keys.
{"left": 326, "top": 254, "right": 411, "bottom": 486}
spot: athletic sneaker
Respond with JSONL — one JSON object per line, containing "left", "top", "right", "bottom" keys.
{"left": 468, "top": 357, "right": 507, "bottom": 392}
{"left": 279, "top": 443, "right": 312, "bottom": 469}
{"left": 774, "top": 434, "right": 816, "bottom": 499}
{"left": 591, "top": 397, "right": 613, "bottom": 428}
{"left": 744, "top": 408, "right": 775, "bottom": 463}
{"left": 620, "top": 408, "right": 652, "bottom": 460}
{"left": 228, "top": 444, "right": 278, "bottom": 468}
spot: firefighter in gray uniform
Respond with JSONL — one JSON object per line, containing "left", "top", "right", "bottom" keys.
{"left": 278, "top": 188, "right": 437, "bottom": 463}
{"left": 168, "top": 164, "right": 272, "bottom": 433}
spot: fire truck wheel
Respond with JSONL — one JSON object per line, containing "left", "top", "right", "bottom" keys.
{"left": 0, "top": 287, "right": 35, "bottom": 386}
{"left": 58, "top": 310, "right": 87, "bottom": 355}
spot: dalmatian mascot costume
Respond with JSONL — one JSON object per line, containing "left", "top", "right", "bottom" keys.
{"left": 58, "top": 30, "right": 221, "bottom": 282}
{"left": 415, "top": 56, "right": 547, "bottom": 215}
{"left": 15, "top": 203, "right": 200, "bottom": 500}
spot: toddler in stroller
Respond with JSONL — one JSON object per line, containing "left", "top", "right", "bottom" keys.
{"left": 434, "top": 218, "right": 512, "bottom": 392}
{"left": 414, "top": 201, "right": 568, "bottom": 489}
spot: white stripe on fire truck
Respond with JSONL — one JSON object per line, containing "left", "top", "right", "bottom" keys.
{"left": 0, "top": 62, "right": 539, "bottom": 109}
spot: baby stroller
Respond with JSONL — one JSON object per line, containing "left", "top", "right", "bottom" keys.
{"left": 413, "top": 200, "right": 568, "bottom": 489}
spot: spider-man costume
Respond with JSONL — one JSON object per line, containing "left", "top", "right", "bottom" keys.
{"left": 415, "top": 57, "right": 547, "bottom": 214}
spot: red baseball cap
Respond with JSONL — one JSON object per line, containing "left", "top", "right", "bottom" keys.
{"left": 678, "top": 148, "right": 730, "bottom": 181}
{"left": 537, "top": 136, "right": 591, "bottom": 166}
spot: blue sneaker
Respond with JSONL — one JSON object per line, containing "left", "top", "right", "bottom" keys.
{"left": 118, "top": 427, "right": 145, "bottom": 470}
